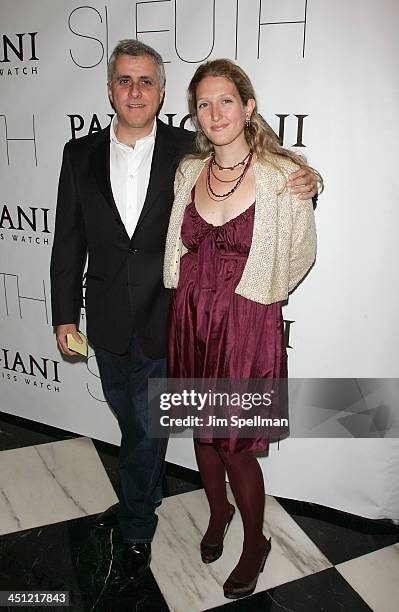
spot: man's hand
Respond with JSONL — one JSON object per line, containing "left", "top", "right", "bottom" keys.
{"left": 56, "top": 323, "right": 82, "bottom": 357}
{"left": 288, "top": 166, "right": 318, "bottom": 200}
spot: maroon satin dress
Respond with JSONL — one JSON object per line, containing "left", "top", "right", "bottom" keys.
{"left": 168, "top": 192, "right": 287, "bottom": 452}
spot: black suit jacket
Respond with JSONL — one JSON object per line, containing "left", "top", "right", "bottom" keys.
{"left": 50, "top": 119, "right": 193, "bottom": 357}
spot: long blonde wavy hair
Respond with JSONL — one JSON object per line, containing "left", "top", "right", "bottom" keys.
{"left": 187, "top": 59, "right": 323, "bottom": 191}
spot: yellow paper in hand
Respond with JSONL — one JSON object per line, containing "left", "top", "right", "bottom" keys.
{"left": 66, "top": 332, "right": 88, "bottom": 357}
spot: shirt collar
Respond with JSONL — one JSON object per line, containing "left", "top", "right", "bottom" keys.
{"left": 110, "top": 116, "right": 157, "bottom": 149}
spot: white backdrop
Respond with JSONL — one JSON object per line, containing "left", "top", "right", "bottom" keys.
{"left": 1, "top": 0, "right": 398, "bottom": 519}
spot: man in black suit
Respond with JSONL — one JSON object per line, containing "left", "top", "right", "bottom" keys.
{"left": 51, "top": 39, "right": 317, "bottom": 582}
{"left": 50, "top": 40, "right": 193, "bottom": 582}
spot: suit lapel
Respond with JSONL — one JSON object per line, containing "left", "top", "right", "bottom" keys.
{"left": 90, "top": 128, "right": 127, "bottom": 231}
{"left": 89, "top": 127, "right": 131, "bottom": 243}
{"left": 133, "top": 120, "right": 176, "bottom": 235}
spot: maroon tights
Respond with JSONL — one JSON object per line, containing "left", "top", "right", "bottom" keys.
{"left": 194, "top": 439, "right": 266, "bottom": 581}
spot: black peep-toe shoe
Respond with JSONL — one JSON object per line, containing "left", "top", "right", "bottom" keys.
{"left": 200, "top": 504, "right": 236, "bottom": 564}
{"left": 223, "top": 536, "right": 272, "bottom": 599}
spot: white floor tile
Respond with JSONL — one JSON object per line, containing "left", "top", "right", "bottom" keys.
{"left": 0, "top": 437, "right": 117, "bottom": 535}
{"left": 152, "top": 487, "right": 332, "bottom": 612}
{"left": 336, "top": 543, "right": 399, "bottom": 612}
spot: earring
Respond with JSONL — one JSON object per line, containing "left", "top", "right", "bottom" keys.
{"left": 245, "top": 114, "right": 251, "bottom": 128}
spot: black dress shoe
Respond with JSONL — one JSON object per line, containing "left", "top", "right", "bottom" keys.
{"left": 94, "top": 503, "right": 119, "bottom": 528}
{"left": 123, "top": 543, "right": 151, "bottom": 582}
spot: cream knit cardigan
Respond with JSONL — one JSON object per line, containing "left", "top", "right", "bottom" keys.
{"left": 163, "top": 155, "right": 316, "bottom": 305}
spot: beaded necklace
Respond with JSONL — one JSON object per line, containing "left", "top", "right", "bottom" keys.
{"left": 206, "top": 151, "right": 253, "bottom": 201}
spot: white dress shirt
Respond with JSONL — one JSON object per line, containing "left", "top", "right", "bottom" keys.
{"left": 110, "top": 116, "right": 156, "bottom": 237}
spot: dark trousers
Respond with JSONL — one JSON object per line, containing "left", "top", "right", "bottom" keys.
{"left": 94, "top": 335, "right": 167, "bottom": 543}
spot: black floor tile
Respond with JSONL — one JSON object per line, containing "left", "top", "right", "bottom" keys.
{"left": 275, "top": 496, "right": 399, "bottom": 565}
{"left": 92, "top": 439, "right": 120, "bottom": 491}
{"left": 0, "top": 411, "right": 78, "bottom": 451}
{"left": 163, "top": 461, "right": 202, "bottom": 497}
{"left": 0, "top": 515, "right": 169, "bottom": 612}
{"left": 206, "top": 567, "right": 373, "bottom": 611}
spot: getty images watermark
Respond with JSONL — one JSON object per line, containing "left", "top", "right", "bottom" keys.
{"left": 148, "top": 378, "right": 399, "bottom": 440}
{"left": 148, "top": 378, "right": 289, "bottom": 441}
{"left": 158, "top": 388, "right": 286, "bottom": 429}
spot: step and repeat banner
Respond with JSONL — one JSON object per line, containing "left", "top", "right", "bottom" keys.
{"left": 1, "top": 0, "right": 398, "bottom": 519}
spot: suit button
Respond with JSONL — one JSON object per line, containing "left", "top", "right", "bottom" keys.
{"left": 128, "top": 247, "right": 139, "bottom": 255}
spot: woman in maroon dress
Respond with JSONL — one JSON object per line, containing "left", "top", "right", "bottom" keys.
{"left": 164, "top": 59, "right": 320, "bottom": 599}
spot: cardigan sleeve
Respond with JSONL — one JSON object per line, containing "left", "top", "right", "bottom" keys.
{"left": 288, "top": 194, "right": 317, "bottom": 292}
{"left": 174, "top": 156, "right": 193, "bottom": 190}
{"left": 163, "top": 158, "right": 190, "bottom": 288}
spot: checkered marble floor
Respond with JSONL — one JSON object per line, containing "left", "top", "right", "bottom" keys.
{"left": 0, "top": 411, "right": 398, "bottom": 611}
